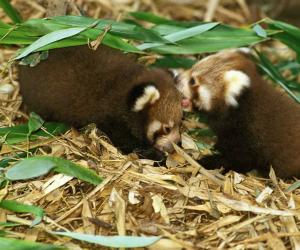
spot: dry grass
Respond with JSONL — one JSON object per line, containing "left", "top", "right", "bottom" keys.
{"left": 1, "top": 0, "right": 300, "bottom": 249}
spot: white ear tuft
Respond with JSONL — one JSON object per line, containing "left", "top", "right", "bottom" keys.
{"left": 237, "top": 47, "right": 251, "bottom": 54}
{"left": 196, "top": 85, "right": 212, "bottom": 111}
{"left": 133, "top": 86, "right": 160, "bottom": 112}
{"left": 224, "top": 70, "right": 250, "bottom": 107}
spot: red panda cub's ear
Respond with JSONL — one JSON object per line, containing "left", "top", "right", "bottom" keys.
{"left": 128, "top": 83, "right": 160, "bottom": 112}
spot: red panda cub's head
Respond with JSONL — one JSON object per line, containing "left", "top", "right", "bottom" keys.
{"left": 176, "top": 49, "right": 255, "bottom": 113}
{"left": 128, "top": 69, "right": 183, "bottom": 153}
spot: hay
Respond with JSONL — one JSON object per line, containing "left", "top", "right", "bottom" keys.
{"left": 1, "top": 0, "right": 300, "bottom": 249}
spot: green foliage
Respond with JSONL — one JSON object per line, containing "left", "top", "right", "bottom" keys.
{"left": 0, "top": 237, "right": 66, "bottom": 250}
{"left": 0, "top": 200, "right": 43, "bottom": 226}
{"left": 6, "top": 156, "right": 102, "bottom": 185}
{"left": 0, "top": 0, "right": 22, "bottom": 23}
{"left": 0, "top": 15, "right": 270, "bottom": 55}
{"left": 255, "top": 50, "right": 300, "bottom": 103}
{"left": 252, "top": 24, "right": 267, "bottom": 38}
{"left": 15, "top": 26, "right": 95, "bottom": 59}
{"left": 27, "top": 112, "right": 44, "bottom": 136}
{"left": 52, "top": 231, "right": 161, "bottom": 248}
{"left": 266, "top": 19, "right": 300, "bottom": 62}
{"left": 152, "top": 55, "right": 196, "bottom": 69}
{"left": 137, "top": 22, "right": 219, "bottom": 50}
{"left": 0, "top": 122, "right": 69, "bottom": 145}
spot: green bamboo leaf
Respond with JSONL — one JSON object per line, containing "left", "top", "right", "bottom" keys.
{"left": 0, "top": 200, "right": 43, "bottom": 226}
{"left": 0, "top": 237, "right": 66, "bottom": 250}
{"left": 53, "top": 157, "right": 103, "bottom": 185}
{"left": 146, "top": 24, "right": 272, "bottom": 54}
{"left": 6, "top": 156, "right": 102, "bottom": 185}
{"left": 285, "top": 180, "right": 300, "bottom": 193}
{"left": 256, "top": 51, "right": 300, "bottom": 103}
{"left": 138, "top": 22, "right": 219, "bottom": 50}
{"left": 271, "top": 32, "right": 300, "bottom": 62}
{"left": 130, "top": 11, "right": 171, "bottom": 24}
{"left": 28, "top": 112, "right": 44, "bottom": 136}
{"left": 95, "top": 32, "right": 140, "bottom": 53}
{"left": 0, "top": 122, "right": 69, "bottom": 145}
{"left": 265, "top": 19, "right": 300, "bottom": 61}
{"left": 253, "top": 24, "right": 267, "bottom": 38}
{"left": 130, "top": 11, "right": 200, "bottom": 27}
{"left": 19, "top": 51, "right": 49, "bottom": 67}
{"left": 18, "top": 19, "right": 70, "bottom": 36}
{"left": 0, "top": 222, "right": 20, "bottom": 227}
{"left": 0, "top": 0, "right": 22, "bottom": 23}
{"left": 6, "top": 157, "right": 57, "bottom": 180}
{"left": 153, "top": 56, "right": 196, "bottom": 68}
{"left": 51, "top": 15, "right": 167, "bottom": 43}
{"left": 0, "top": 19, "right": 12, "bottom": 28}
{"left": 165, "top": 22, "right": 218, "bottom": 42}
{"left": 53, "top": 231, "right": 161, "bottom": 248}
{"left": 267, "top": 19, "right": 300, "bottom": 39}
{"left": 15, "top": 25, "right": 94, "bottom": 59}
{"left": 35, "top": 32, "right": 141, "bottom": 53}
{"left": 0, "top": 152, "right": 26, "bottom": 168}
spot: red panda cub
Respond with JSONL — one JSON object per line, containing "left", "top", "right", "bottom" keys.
{"left": 176, "top": 49, "right": 300, "bottom": 178}
{"left": 18, "top": 45, "right": 183, "bottom": 160}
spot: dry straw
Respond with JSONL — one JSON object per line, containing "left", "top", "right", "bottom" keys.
{"left": 1, "top": 0, "right": 299, "bottom": 249}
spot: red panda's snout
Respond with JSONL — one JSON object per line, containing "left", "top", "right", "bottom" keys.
{"left": 147, "top": 120, "right": 181, "bottom": 153}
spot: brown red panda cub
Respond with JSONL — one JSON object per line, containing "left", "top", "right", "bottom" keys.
{"left": 18, "top": 45, "right": 183, "bottom": 160}
{"left": 176, "top": 49, "right": 300, "bottom": 178}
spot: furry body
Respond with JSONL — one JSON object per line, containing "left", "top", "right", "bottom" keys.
{"left": 19, "top": 45, "right": 182, "bottom": 159}
{"left": 177, "top": 50, "right": 300, "bottom": 178}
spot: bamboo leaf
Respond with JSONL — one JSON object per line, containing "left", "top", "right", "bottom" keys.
{"left": 0, "top": 237, "right": 66, "bottom": 250}
{"left": 0, "top": 200, "right": 43, "bottom": 226}
{"left": 255, "top": 51, "right": 300, "bottom": 103}
{"left": 6, "top": 157, "right": 57, "bottom": 180}
{"left": 51, "top": 15, "right": 167, "bottom": 43}
{"left": 53, "top": 231, "right": 161, "bottom": 248}
{"left": 6, "top": 156, "right": 103, "bottom": 185}
{"left": 28, "top": 112, "right": 44, "bottom": 136}
{"left": 130, "top": 11, "right": 200, "bottom": 27}
{"left": 153, "top": 55, "right": 196, "bottom": 68}
{"left": 138, "top": 22, "right": 219, "bottom": 50}
{"left": 267, "top": 19, "right": 300, "bottom": 40}
{"left": 253, "top": 24, "right": 267, "bottom": 38}
{"left": 15, "top": 25, "right": 95, "bottom": 59}
{"left": 130, "top": 11, "right": 172, "bottom": 25}
{"left": 0, "top": 0, "right": 22, "bottom": 23}
{"left": 285, "top": 180, "right": 300, "bottom": 193}
{"left": 0, "top": 122, "right": 69, "bottom": 145}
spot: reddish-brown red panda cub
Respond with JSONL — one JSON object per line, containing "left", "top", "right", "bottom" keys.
{"left": 176, "top": 49, "right": 300, "bottom": 178}
{"left": 18, "top": 45, "right": 183, "bottom": 160}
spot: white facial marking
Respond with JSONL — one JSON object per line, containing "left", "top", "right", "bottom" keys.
{"left": 133, "top": 86, "right": 160, "bottom": 112}
{"left": 147, "top": 120, "right": 162, "bottom": 142}
{"left": 176, "top": 71, "right": 193, "bottom": 100}
{"left": 223, "top": 70, "right": 250, "bottom": 107}
{"left": 196, "top": 85, "right": 212, "bottom": 111}
{"left": 237, "top": 47, "right": 251, "bottom": 54}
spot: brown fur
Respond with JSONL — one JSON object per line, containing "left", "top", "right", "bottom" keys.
{"left": 18, "top": 45, "right": 182, "bottom": 159}
{"left": 177, "top": 50, "right": 300, "bottom": 178}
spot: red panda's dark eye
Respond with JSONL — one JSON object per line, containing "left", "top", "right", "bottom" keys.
{"left": 190, "top": 78, "right": 196, "bottom": 86}
{"left": 163, "top": 126, "right": 171, "bottom": 134}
